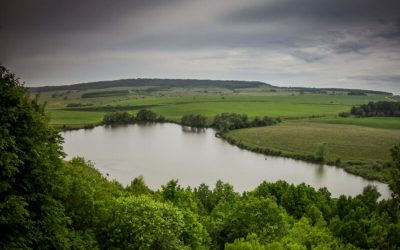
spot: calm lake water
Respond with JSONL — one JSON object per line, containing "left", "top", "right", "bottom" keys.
{"left": 62, "top": 123, "right": 391, "bottom": 198}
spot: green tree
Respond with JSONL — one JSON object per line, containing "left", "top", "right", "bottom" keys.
{"left": 225, "top": 196, "right": 290, "bottom": 243}
{"left": 126, "top": 175, "right": 152, "bottom": 196}
{"left": 102, "top": 111, "right": 135, "bottom": 125}
{"left": 181, "top": 114, "right": 207, "bottom": 127}
{"left": 0, "top": 66, "right": 73, "bottom": 248}
{"left": 316, "top": 142, "right": 327, "bottom": 161}
{"left": 390, "top": 144, "right": 400, "bottom": 208}
{"left": 100, "top": 196, "right": 209, "bottom": 249}
{"left": 136, "top": 109, "right": 158, "bottom": 121}
{"left": 59, "top": 157, "right": 123, "bottom": 247}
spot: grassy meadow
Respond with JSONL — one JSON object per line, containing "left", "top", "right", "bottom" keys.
{"left": 41, "top": 87, "right": 388, "bottom": 127}
{"left": 224, "top": 121, "right": 400, "bottom": 181}
{"left": 311, "top": 117, "right": 400, "bottom": 129}
{"left": 226, "top": 122, "right": 400, "bottom": 162}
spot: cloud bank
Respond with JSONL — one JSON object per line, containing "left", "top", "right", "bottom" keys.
{"left": 1, "top": 0, "right": 399, "bottom": 93}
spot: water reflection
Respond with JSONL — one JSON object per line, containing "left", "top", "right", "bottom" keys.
{"left": 182, "top": 126, "right": 206, "bottom": 133}
{"left": 316, "top": 164, "right": 325, "bottom": 178}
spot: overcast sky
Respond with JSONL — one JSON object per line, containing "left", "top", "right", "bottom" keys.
{"left": 1, "top": 0, "right": 400, "bottom": 93}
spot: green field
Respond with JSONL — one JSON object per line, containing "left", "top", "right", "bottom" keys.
{"left": 44, "top": 93, "right": 388, "bottom": 127}
{"left": 225, "top": 122, "right": 400, "bottom": 181}
{"left": 311, "top": 117, "right": 400, "bottom": 129}
{"left": 48, "top": 110, "right": 105, "bottom": 127}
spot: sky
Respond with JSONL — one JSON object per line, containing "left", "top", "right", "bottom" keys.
{"left": 1, "top": 0, "right": 400, "bottom": 94}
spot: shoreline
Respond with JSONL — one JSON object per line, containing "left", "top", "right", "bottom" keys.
{"left": 219, "top": 132, "right": 391, "bottom": 184}
{"left": 57, "top": 122, "right": 391, "bottom": 185}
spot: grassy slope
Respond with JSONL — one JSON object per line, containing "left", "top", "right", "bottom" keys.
{"left": 225, "top": 122, "right": 400, "bottom": 181}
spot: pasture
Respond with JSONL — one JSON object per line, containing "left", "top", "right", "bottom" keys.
{"left": 225, "top": 122, "right": 400, "bottom": 181}
{"left": 312, "top": 117, "right": 400, "bottom": 129}
{"left": 44, "top": 92, "right": 388, "bottom": 127}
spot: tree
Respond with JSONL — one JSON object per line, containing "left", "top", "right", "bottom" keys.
{"left": 181, "top": 114, "right": 207, "bottom": 127}
{"left": 224, "top": 196, "right": 289, "bottom": 243}
{"left": 316, "top": 142, "right": 327, "bottom": 161}
{"left": 100, "top": 196, "right": 209, "bottom": 249}
{"left": 126, "top": 175, "right": 152, "bottom": 195}
{"left": 0, "top": 66, "right": 73, "bottom": 248}
{"left": 390, "top": 144, "right": 400, "bottom": 207}
{"left": 136, "top": 109, "right": 158, "bottom": 121}
{"left": 102, "top": 111, "right": 135, "bottom": 125}
{"left": 213, "top": 113, "right": 249, "bottom": 132}
{"left": 59, "top": 157, "right": 123, "bottom": 245}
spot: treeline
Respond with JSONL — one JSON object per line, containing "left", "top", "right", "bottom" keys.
{"left": 102, "top": 109, "right": 165, "bottom": 125}
{"left": 180, "top": 112, "right": 281, "bottom": 131}
{"left": 81, "top": 90, "right": 130, "bottom": 98}
{"left": 66, "top": 102, "right": 93, "bottom": 107}
{"left": 342, "top": 101, "right": 400, "bottom": 117}
{"left": 282, "top": 87, "right": 392, "bottom": 96}
{"left": 104, "top": 111, "right": 281, "bottom": 130}
{"left": 213, "top": 113, "right": 280, "bottom": 132}
{"left": 3, "top": 66, "right": 400, "bottom": 249}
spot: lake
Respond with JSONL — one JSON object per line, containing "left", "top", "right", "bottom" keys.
{"left": 62, "top": 123, "right": 391, "bottom": 198}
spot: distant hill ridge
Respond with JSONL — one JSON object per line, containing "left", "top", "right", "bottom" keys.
{"left": 30, "top": 78, "right": 270, "bottom": 92}
{"left": 29, "top": 78, "right": 392, "bottom": 96}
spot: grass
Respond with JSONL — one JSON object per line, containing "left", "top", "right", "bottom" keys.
{"left": 312, "top": 117, "right": 400, "bottom": 130}
{"left": 43, "top": 93, "right": 388, "bottom": 124}
{"left": 48, "top": 110, "right": 105, "bottom": 126}
{"left": 225, "top": 122, "right": 400, "bottom": 182}
{"left": 150, "top": 100, "right": 347, "bottom": 121}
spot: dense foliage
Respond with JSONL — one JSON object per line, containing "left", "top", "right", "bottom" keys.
{"left": 47, "top": 158, "right": 400, "bottom": 249}
{"left": 346, "top": 101, "right": 400, "bottom": 117}
{"left": 102, "top": 110, "right": 165, "bottom": 125}
{"left": 2, "top": 67, "right": 400, "bottom": 249}
{"left": 136, "top": 109, "right": 164, "bottom": 122}
{"left": 0, "top": 66, "right": 72, "bottom": 248}
{"left": 213, "top": 113, "right": 280, "bottom": 132}
{"left": 102, "top": 111, "right": 136, "bottom": 125}
{"left": 181, "top": 114, "right": 208, "bottom": 127}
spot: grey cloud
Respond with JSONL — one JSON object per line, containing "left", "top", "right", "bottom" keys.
{"left": 378, "top": 18, "right": 400, "bottom": 39}
{"left": 332, "top": 42, "right": 369, "bottom": 54}
{"left": 227, "top": 0, "right": 400, "bottom": 25}
{"left": 0, "top": 0, "right": 181, "bottom": 61}
{"left": 290, "top": 50, "right": 327, "bottom": 63}
{"left": 351, "top": 75, "right": 400, "bottom": 82}
{"left": 0, "top": 0, "right": 399, "bottom": 93}
{"left": 225, "top": 0, "right": 400, "bottom": 52}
